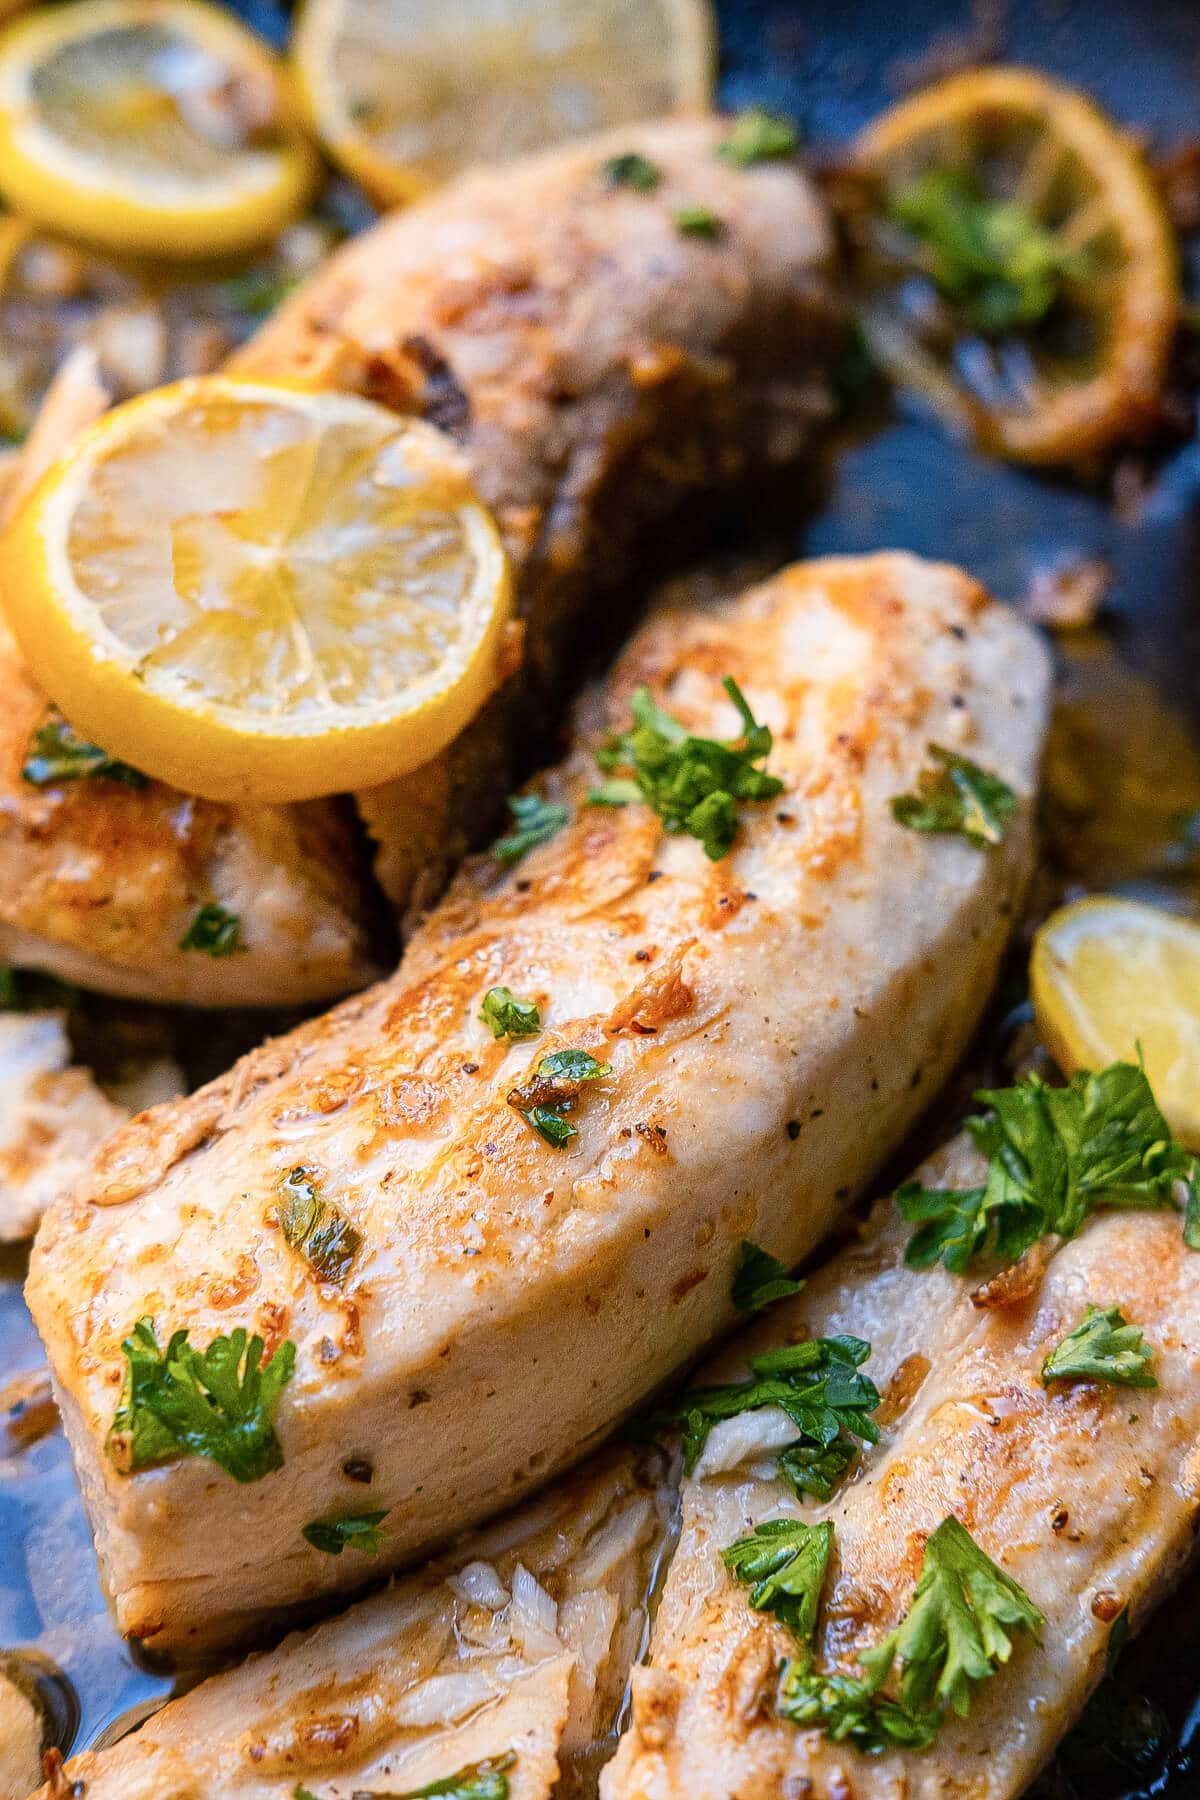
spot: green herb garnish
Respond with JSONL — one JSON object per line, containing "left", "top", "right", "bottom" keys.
{"left": 493, "top": 792, "right": 569, "bottom": 866}
{"left": 891, "top": 744, "right": 1016, "bottom": 847}
{"left": 508, "top": 1047, "right": 611, "bottom": 1148}
{"left": 723, "top": 1518, "right": 832, "bottom": 1640}
{"left": 358, "top": 1753, "right": 516, "bottom": 1800}
{"left": 106, "top": 1317, "right": 295, "bottom": 1483}
{"left": 674, "top": 204, "right": 722, "bottom": 238}
{"left": 213, "top": 269, "right": 300, "bottom": 317}
{"left": 480, "top": 986, "right": 542, "bottom": 1040}
{"left": 589, "top": 677, "right": 782, "bottom": 859}
{"left": 1042, "top": 1305, "right": 1157, "bottom": 1389}
{"left": 302, "top": 1509, "right": 388, "bottom": 1555}
{"left": 898, "top": 1061, "right": 1200, "bottom": 1274}
{"left": 601, "top": 151, "right": 661, "bottom": 191}
{"left": 278, "top": 1167, "right": 362, "bottom": 1285}
{"left": 22, "top": 714, "right": 146, "bottom": 788}
{"left": 888, "top": 165, "right": 1096, "bottom": 335}
{"left": 732, "top": 1240, "right": 805, "bottom": 1312}
{"left": 179, "top": 903, "right": 242, "bottom": 957}
{"left": 716, "top": 106, "right": 799, "bottom": 166}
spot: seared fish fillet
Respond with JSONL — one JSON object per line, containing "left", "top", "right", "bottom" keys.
{"left": 605, "top": 1144, "right": 1200, "bottom": 1800}
{"left": 29, "top": 1448, "right": 666, "bottom": 1800}
{"left": 27, "top": 553, "right": 1050, "bottom": 1653}
{"left": 0, "top": 1010, "right": 126, "bottom": 1242}
{"left": 233, "top": 116, "right": 842, "bottom": 912}
{"left": 1, "top": 119, "right": 839, "bottom": 1000}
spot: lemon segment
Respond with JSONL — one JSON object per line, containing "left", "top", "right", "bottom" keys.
{"left": 292, "top": 0, "right": 715, "bottom": 205}
{"left": 0, "top": 377, "right": 513, "bottom": 804}
{"left": 1032, "top": 895, "right": 1200, "bottom": 1149}
{"left": 0, "top": 0, "right": 318, "bottom": 258}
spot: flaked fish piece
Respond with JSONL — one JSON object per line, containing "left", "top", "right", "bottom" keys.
{"left": 605, "top": 1143, "right": 1200, "bottom": 1800}
{"left": 28, "top": 1448, "right": 665, "bottom": 1800}
{"left": 27, "top": 553, "right": 1050, "bottom": 1653}
{"left": 0, "top": 1010, "right": 128, "bottom": 1242}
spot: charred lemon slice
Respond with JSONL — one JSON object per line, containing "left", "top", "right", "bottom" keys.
{"left": 0, "top": 0, "right": 317, "bottom": 258}
{"left": 854, "top": 66, "right": 1178, "bottom": 463}
{"left": 0, "top": 378, "right": 513, "bottom": 804}
{"left": 1032, "top": 895, "right": 1200, "bottom": 1148}
{"left": 292, "top": 0, "right": 715, "bottom": 205}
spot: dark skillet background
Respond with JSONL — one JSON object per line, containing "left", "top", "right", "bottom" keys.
{"left": 0, "top": 1, "right": 1197, "bottom": 1793}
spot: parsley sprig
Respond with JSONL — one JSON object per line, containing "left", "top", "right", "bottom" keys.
{"left": 353, "top": 1754, "right": 516, "bottom": 1800}
{"left": 723, "top": 1518, "right": 832, "bottom": 1640}
{"left": 601, "top": 150, "right": 660, "bottom": 191}
{"left": 480, "top": 986, "right": 542, "bottom": 1040}
{"left": 1042, "top": 1305, "right": 1157, "bottom": 1389}
{"left": 716, "top": 106, "right": 799, "bottom": 167}
{"left": 898, "top": 1061, "right": 1200, "bottom": 1273}
{"left": 179, "top": 903, "right": 243, "bottom": 957}
{"left": 891, "top": 744, "right": 1016, "bottom": 847}
{"left": 278, "top": 1167, "right": 362, "bottom": 1286}
{"left": 493, "top": 792, "right": 569, "bottom": 866}
{"left": 732, "top": 1240, "right": 805, "bottom": 1312}
{"left": 508, "top": 1046, "right": 611, "bottom": 1147}
{"left": 107, "top": 1317, "right": 295, "bottom": 1483}
{"left": 302, "top": 1509, "right": 388, "bottom": 1555}
{"left": 589, "top": 677, "right": 783, "bottom": 860}
{"left": 23, "top": 714, "right": 146, "bottom": 788}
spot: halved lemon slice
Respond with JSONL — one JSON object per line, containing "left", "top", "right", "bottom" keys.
{"left": 1032, "top": 895, "right": 1200, "bottom": 1148}
{"left": 292, "top": 0, "right": 715, "bottom": 206}
{"left": 853, "top": 67, "right": 1178, "bottom": 463}
{"left": 0, "top": 377, "right": 513, "bottom": 804}
{"left": 0, "top": 0, "right": 318, "bottom": 258}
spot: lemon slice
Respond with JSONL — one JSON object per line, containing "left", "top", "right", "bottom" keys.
{"left": 0, "top": 377, "right": 513, "bottom": 804}
{"left": 854, "top": 67, "right": 1178, "bottom": 463}
{"left": 0, "top": 0, "right": 317, "bottom": 258}
{"left": 292, "top": 0, "right": 715, "bottom": 205}
{"left": 1032, "top": 895, "right": 1200, "bottom": 1148}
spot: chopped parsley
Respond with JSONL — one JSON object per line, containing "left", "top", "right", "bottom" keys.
{"left": 508, "top": 1047, "right": 611, "bottom": 1148}
{"left": 716, "top": 106, "right": 799, "bottom": 167}
{"left": 1042, "top": 1305, "right": 1157, "bottom": 1389}
{"left": 777, "top": 1516, "right": 1043, "bottom": 1751}
{"left": 302, "top": 1509, "right": 388, "bottom": 1555}
{"left": 278, "top": 1167, "right": 362, "bottom": 1285}
{"left": 898, "top": 1061, "right": 1200, "bottom": 1274}
{"left": 22, "top": 714, "right": 146, "bottom": 789}
{"left": 213, "top": 269, "right": 300, "bottom": 318}
{"left": 674, "top": 204, "right": 722, "bottom": 239}
{"left": 493, "top": 792, "right": 569, "bottom": 866}
{"left": 589, "top": 677, "right": 782, "bottom": 860}
{"left": 601, "top": 150, "right": 661, "bottom": 191}
{"left": 723, "top": 1518, "right": 832, "bottom": 1640}
{"left": 888, "top": 165, "right": 1095, "bottom": 336}
{"left": 645, "top": 1334, "right": 879, "bottom": 1494}
{"left": 732, "top": 1240, "right": 805, "bottom": 1312}
{"left": 357, "top": 1753, "right": 516, "bottom": 1800}
{"left": 106, "top": 1317, "right": 295, "bottom": 1483}
{"left": 890, "top": 744, "right": 1016, "bottom": 848}
{"left": 179, "top": 903, "right": 243, "bottom": 957}
{"left": 480, "top": 986, "right": 542, "bottom": 1040}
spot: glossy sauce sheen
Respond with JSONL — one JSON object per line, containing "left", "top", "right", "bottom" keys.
{"left": 27, "top": 552, "right": 1049, "bottom": 1652}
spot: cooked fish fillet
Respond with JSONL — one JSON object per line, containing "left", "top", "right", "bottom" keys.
{"left": 233, "top": 116, "right": 842, "bottom": 913}
{"left": 605, "top": 1143, "right": 1200, "bottom": 1800}
{"left": 0, "top": 1010, "right": 127, "bottom": 1242}
{"left": 27, "top": 552, "right": 1050, "bottom": 1653}
{"left": 28, "top": 1448, "right": 666, "bottom": 1800}
{"left": 0, "top": 1668, "right": 42, "bottom": 1800}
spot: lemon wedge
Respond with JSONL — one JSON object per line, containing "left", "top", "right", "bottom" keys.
{"left": 0, "top": 0, "right": 317, "bottom": 258}
{"left": 1032, "top": 895, "right": 1200, "bottom": 1148}
{"left": 292, "top": 0, "right": 715, "bottom": 205}
{"left": 0, "top": 377, "right": 513, "bottom": 804}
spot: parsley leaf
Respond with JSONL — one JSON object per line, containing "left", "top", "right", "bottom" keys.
{"left": 493, "top": 792, "right": 569, "bottom": 866}
{"left": 589, "top": 677, "right": 782, "bottom": 859}
{"left": 675, "top": 204, "right": 722, "bottom": 238}
{"left": 508, "top": 1047, "right": 610, "bottom": 1148}
{"left": 778, "top": 1436, "right": 860, "bottom": 1503}
{"left": 898, "top": 1062, "right": 1200, "bottom": 1273}
{"left": 106, "top": 1317, "right": 295, "bottom": 1483}
{"left": 778, "top": 1657, "right": 939, "bottom": 1752}
{"left": 601, "top": 151, "right": 661, "bottom": 191}
{"left": 179, "top": 903, "right": 242, "bottom": 957}
{"left": 1042, "top": 1305, "right": 1157, "bottom": 1389}
{"left": 302, "top": 1509, "right": 388, "bottom": 1555}
{"left": 723, "top": 1518, "right": 832, "bottom": 1640}
{"left": 648, "top": 1334, "right": 879, "bottom": 1482}
{"left": 716, "top": 106, "right": 799, "bottom": 166}
{"left": 358, "top": 1753, "right": 516, "bottom": 1800}
{"left": 278, "top": 1167, "right": 362, "bottom": 1285}
{"left": 23, "top": 714, "right": 146, "bottom": 789}
{"left": 891, "top": 744, "right": 1016, "bottom": 847}
{"left": 732, "top": 1240, "right": 805, "bottom": 1312}
{"left": 480, "top": 987, "right": 542, "bottom": 1040}
{"left": 889, "top": 166, "right": 1096, "bottom": 335}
